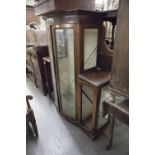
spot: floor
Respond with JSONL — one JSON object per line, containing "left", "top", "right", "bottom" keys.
{"left": 26, "top": 78, "right": 129, "bottom": 155}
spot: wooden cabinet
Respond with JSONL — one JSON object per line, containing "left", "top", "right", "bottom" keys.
{"left": 46, "top": 10, "right": 117, "bottom": 139}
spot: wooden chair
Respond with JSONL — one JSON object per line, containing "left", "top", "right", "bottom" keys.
{"left": 26, "top": 95, "right": 38, "bottom": 137}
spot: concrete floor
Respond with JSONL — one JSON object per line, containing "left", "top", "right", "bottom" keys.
{"left": 26, "top": 78, "right": 129, "bottom": 155}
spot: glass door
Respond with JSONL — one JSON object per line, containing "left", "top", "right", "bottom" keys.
{"left": 53, "top": 26, "right": 76, "bottom": 120}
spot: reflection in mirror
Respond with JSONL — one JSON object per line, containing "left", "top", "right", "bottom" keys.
{"left": 81, "top": 85, "right": 93, "bottom": 130}
{"left": 84, "top": 29, "right": 98, "bottom": 70}
{"left": 103, "top": 21, "right": 116, "bottom": 50}
{"left": 55, "top": 28, "right": 75, "bottom": 119}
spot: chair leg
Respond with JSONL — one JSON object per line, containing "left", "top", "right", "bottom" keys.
{"left": 31, "top": 118, "right": 38, "bottom": 137}
{"left": 106, "top": 113, "right": 115, "bottom": 150}
{"left": 28, "top": 110, "right": 38, "bottom": 137}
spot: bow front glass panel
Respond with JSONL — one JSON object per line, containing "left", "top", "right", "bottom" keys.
{"left": 55, "top": 28, "right": 76, "bottom": 119}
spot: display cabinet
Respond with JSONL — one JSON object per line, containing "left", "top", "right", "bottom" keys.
{"left": 44, "top": 10, "right": 117, "bottom": 139}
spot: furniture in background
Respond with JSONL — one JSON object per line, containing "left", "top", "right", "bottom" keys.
{"left": 26, "top": 5, "right": 39, "bottom": 25}
{"left": 103, "top": 0, "right": 129, "bottom": 150}
{"left": 43, "top": 57, "right": 54, "bottom": 100}
{"left": 104, "top": 96, "right": 129, "bottom": 150}
{"left": 26, "top": 95, "right": 38, "bottom": 137}
{"left": 26, "top": 25, "right": 50, "bottom": 95}
{"left": 26, "top": 48, "right": 36, "bottom": 85}
{"left": 26, "top": 46, "right": 49, "bottom": 95}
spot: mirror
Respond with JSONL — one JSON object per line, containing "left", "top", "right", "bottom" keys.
{"left": 84, "top": 29, "right": 98, "bottom": 70}
{"left": 103, "top": 21, "right": 116, "bottom": 50}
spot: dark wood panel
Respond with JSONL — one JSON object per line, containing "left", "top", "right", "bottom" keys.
{"left": 98, "top": 55, "right": 113, "bottom": 72}
{"left": 34, "top": 0, "right": 95, "bottom": 16}
{"left": 55, "top": 0, "right": 95, "bottom": 11}
{"left": 43, "top": 57, "right": 54, "bottom": 99}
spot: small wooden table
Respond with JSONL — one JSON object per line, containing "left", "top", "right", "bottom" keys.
{"left": 43, "top": 57, "right": 53, "bottom": 99}
{"left": 103, "top": 96, "right": 129, "bottom": 150}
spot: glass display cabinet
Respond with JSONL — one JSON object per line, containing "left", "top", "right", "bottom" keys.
{"left": 46, "top": 9, "right": 117, "bottom": 139}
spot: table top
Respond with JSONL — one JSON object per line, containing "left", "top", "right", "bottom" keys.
{"left": 78, "top": 68, "right": 111, "bottom": 87}
{"left": 104, "top": 96, "right": 129, "bottom": 114}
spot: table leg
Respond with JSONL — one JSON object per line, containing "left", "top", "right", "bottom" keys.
{"left": 91, "top": 87, "right": 101, "bottom": 134}
{"left": 106, "top": 112, "right": 115, "bottom": 150}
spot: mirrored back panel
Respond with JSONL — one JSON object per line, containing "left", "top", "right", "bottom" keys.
{"left": 84, "top": 28, "right": 98, "bottom": 70}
